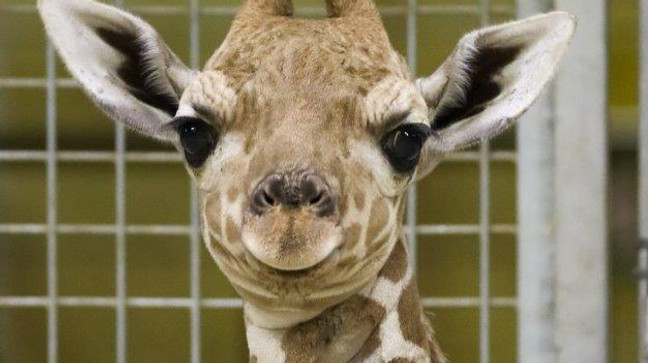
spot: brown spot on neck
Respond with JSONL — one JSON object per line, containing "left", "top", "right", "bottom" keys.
{"left": 281, "top": 295, "right": 385, "bottom": 363}
{"left": 366, "top": 199, "right": 390, "bottom": 243}
{"left": 349, "top": 328, "right": 380, "bottom": 362}
{"left": 379, "top": 239, "right": 409, "bottom": 283}
{"left": 397, "top": 280, "right": 427, "bottom": 346}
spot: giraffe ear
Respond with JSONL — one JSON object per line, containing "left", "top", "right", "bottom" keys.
{"left": 416, "top": 11, "right": 576, "bottom": 153}
{"left": 38, "top": 0, "right": 195, "bottom": 142}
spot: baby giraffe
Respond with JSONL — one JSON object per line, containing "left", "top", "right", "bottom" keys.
{"left": 39, "top": 0, "right": 575, "bottom": 361}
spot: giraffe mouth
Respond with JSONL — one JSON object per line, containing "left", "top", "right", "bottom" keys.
{"left": 240, "top": 210, "right": 343, "bottom": 272}
{"left": 247, "top": 246, "right": 341, "bottom": 278}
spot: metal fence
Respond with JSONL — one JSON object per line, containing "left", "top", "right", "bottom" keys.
{"left": 0, "top": 1, "right": 610, "bottom": 363}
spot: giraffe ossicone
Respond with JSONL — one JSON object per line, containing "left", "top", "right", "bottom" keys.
{"left": 38, "top": 0, "right": 575, "bottom": 361}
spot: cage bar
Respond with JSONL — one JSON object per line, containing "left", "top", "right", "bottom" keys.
{"left": 0, "top": 223, "right": 516, "bottom": 236}
{"left": 114, "top": 76, "right": 128, "bottom": 363}
{"left": 0, "top": 3, "right": 515, "bottom": 16}
{"left": 0, "top": 296, "right": 516, "bottom": 309}
{"left": 406, "top": 0, "right": 418, "bottom": 274}
{"left": 45, "top": 38, "right": 59, "bottom": 363}
{"left": 553, "top": 0, "right": 608, "bottom": 362}
{"left": 113, "top": 0, "right": 128, "bottom": 360}
{"left": 188, "top": 0, "right": 202, "bottom": 362}
{"left": 0, "top": 149, "right": 518, "bottom": 163}
{"left": 516, "top": 1, "right": 557, "bottom": 363}
{"left": 478, "top": 2, "right": 492, "bottom": 363}
{"left": 639, "top": 0, "right": 648, "bottom": 361}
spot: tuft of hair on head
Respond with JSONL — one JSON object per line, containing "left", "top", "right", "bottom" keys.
{"left": 325, "top": 0, "right": 379, "bottom": 18}
{"left": 240, "top": 0, "right": 294, "bottom": 17}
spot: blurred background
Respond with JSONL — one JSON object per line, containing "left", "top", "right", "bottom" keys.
{"left": 0, "top": 0, "right": 639, "bottom": 362}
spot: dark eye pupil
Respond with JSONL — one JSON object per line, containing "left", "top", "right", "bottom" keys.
{"left": 392, "top": 130, "right": 421, "bottom": 161}
{"left": 182, "top": 123, "right": 199, "bottom": 135}
{"left": 174, "top": 117, "right": 217, "bottom": 168}
{"left": 382, "top": 123, "right": 432, "bottom": 173}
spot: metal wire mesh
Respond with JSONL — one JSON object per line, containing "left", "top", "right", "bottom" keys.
{"left": 0, "top": 2, "right": 518, "bottom": 363}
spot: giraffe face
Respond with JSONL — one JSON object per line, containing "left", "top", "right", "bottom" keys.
{"left": 174, "top": 18, "right": 438, "bottom": 315}
{"left": 40, "top": 0, "right": 576, "bottom": 329}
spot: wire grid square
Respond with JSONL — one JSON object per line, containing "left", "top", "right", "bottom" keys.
{"left": 0, "top": 1, "right": 519, "bottom": 362}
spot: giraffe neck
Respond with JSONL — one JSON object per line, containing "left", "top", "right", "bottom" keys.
{"left": 244, "top": 237, "right": 447, "bottom": 363}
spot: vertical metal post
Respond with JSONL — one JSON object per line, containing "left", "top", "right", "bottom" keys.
{"left": 406, "top": 0, "right": 418, "bottom": 273}
{"left": 188, "top": 0, "right": 202, "bottom": 362}
{"left": 115, "top": 97, "right": 127, "bottom": 363}
{"left": 638, "top": 0, "right": 648, "bottom": 361}
{"left": 479, "top": 2, "right": 491, "bottom": 363}
{"left": 478, "top": 141, "right": 491, "bottom": 363}
{"left": 516, "top": 1, "right": 557, "bottom": 363}
{"left": 554, "top": 0, "right": 608, "bottom": 362}
{"left": 114, "top": 2, "right": 127, "bottom": 363}
{"left": 45, "top": 38, "right": 59, "bottom": 363}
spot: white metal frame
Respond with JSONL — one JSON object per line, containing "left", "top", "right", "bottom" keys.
{"left": 517, "top": 1, "right": 609, "bottom": 362}
{"left": 639, "top": 0, "right": 648, "bottom": 362}
{"left": 553, "top": 1, "right": 608, "bottom": 362}
{"left": 516, "top": 0, "right": 557, "bottom": 360}
{"left": 0, "top": 1, "right": 610, "bottom": 363}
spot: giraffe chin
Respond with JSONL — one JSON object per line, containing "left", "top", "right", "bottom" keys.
{"left": 240, "top": 213, "right": 343, "bottom": 272}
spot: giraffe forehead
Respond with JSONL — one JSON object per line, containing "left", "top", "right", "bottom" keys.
{"left": 180, "top": 15, "right": 426, "bottom": 134}
{"left": 205, "top": 16, "right": 404, "bottom": 88}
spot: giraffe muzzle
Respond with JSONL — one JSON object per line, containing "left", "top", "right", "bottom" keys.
{"left": 241, "top": 169, "right": 343, "bottom": 271}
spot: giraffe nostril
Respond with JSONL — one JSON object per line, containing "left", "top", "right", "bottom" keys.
{"left": 251, "top": 184, "right": 281, "bottom": 215}
{"left": 250, "top": 170, "right": 337, "bottom": 217}
{"left": 309, "top": 191, "right": 324, "bottom": 205}
{"left": 262, "top": 190, "right": 276, "bottom": 206}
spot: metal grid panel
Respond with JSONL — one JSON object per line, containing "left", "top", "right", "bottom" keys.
{"left": 0, "top": 2, "right": 518, "bottom": 363}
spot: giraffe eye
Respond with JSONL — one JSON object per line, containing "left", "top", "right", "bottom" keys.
{"left": 172, "top": 117, "right": 218, "bottom": 168}
{"left": 381, "top": 123, "right": 432, "bottom": 173}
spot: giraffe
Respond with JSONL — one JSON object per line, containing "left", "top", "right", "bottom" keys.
{"left": 38, "top": 0, "right": 575, "bottom": 361}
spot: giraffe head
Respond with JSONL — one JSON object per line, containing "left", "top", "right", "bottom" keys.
{"left": 39, "top": 0, "right": 575, "bottom": 327}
